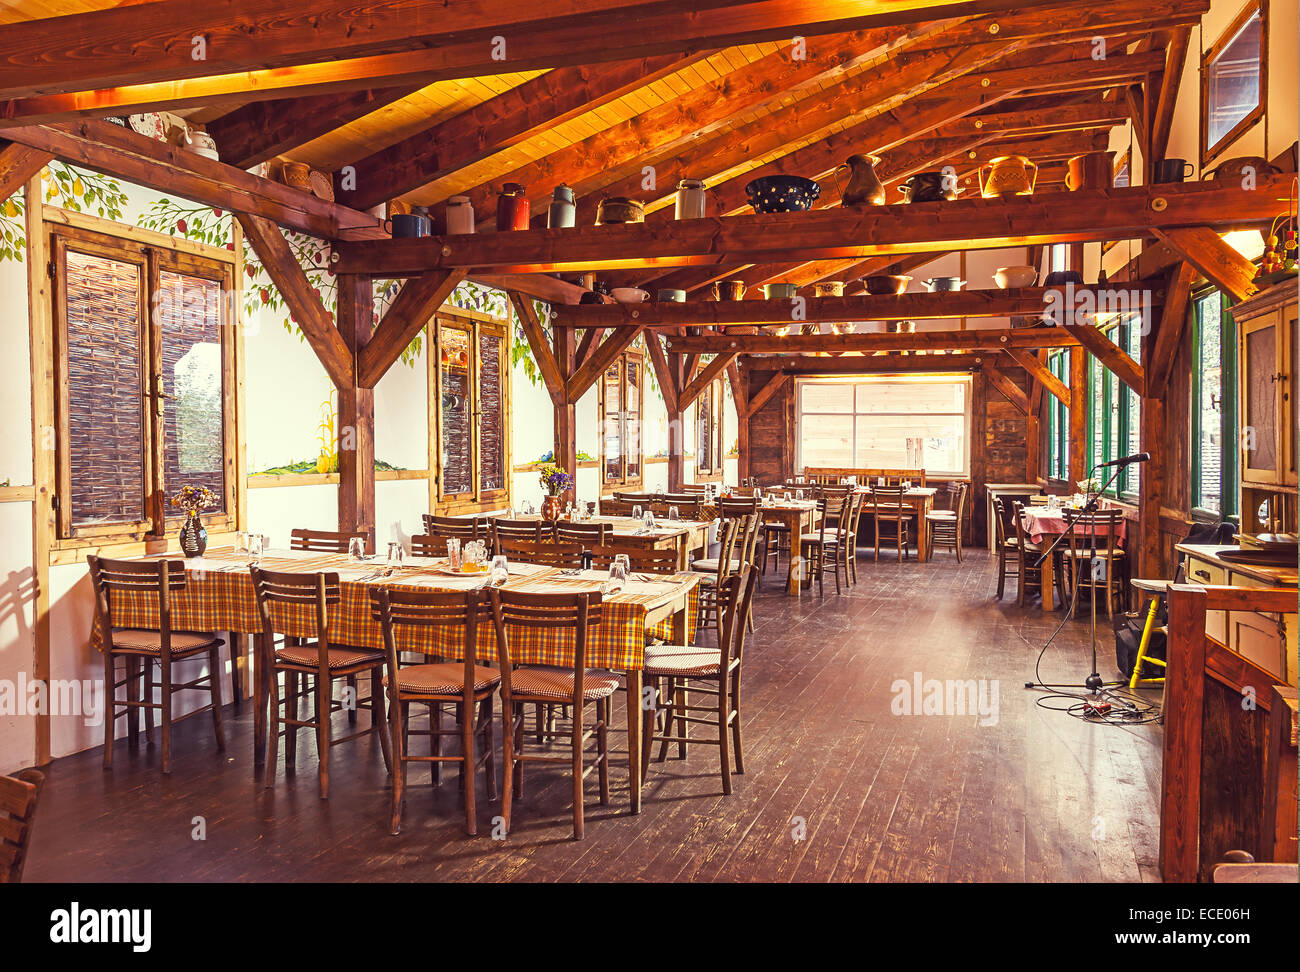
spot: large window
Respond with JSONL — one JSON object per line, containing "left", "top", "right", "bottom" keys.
{"left": 433, "top": 310, "right": 509, "bottom": 508}
{"left": 600, "top": 350, "right": 643, "bottom": 489}
{"left": 1201, "top": 0, "right": 1267, "bottom": 165}
{"left": 796, "top": 376, "right": 971, "bottom": 477}
{"left": 1192, "top": 290, "right": 1239, "bottom": 517}
{"left": 1086, "top": 319, "right": 1142, "bottom": 498}
{"left": 52, "top": 225, "right": 236, "bottom": 541}
{"left": 1046, "top": 350, "right": 1070, "bottom": 481}
{"left": 696, "top": 377, "right": 726, "bottom": 479}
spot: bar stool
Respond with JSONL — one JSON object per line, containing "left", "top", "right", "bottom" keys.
{"left": 1128, "top": 578, "right": 1170, "bottom": 688}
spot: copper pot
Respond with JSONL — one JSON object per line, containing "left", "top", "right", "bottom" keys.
{"left": 1066, "top": 151, "right": 1115, "bottom": 191}
{"left": 718, "top": 279, "right": 747, "bottom": 301}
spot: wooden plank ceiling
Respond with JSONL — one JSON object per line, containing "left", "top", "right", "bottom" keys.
{"left": 0, "top": 0, "right": 1215, "bottom": 312}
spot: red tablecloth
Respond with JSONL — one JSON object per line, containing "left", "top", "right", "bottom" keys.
{"left": 1019, "top": 507, "right": 1127, "bottom": 546}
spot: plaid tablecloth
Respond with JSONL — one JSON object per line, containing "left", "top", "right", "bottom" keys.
{"left": 99, "top": 549, "right": 699, "bottom": 671}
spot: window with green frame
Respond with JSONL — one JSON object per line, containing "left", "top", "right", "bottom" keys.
{"left": 1192, "top": 289, "right": 1238, "bottom": 518}
{"left": 1086, "top": 318, "right": 1142, "bottom": 498}
{"left": 1046, "top": 349, "right": 1070, "bottom": 480}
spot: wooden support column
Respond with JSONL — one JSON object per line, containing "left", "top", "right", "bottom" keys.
{"left": 336, "top": 273, "right": 376, "bottom": 551}
{"left": 1068, "top": 342, "right": 1088, "bottom": 486}
{"left": 645, "top": 331, "right": 683, "bottom": 490}
{"left": 727, "top": 360, "right": 748, "bottom": 484}
{"left": 553, "top": 324, "right": 577, "bottom": 501}
{"left": 1138, "top": 395, "right": 1165, "bottom": 578}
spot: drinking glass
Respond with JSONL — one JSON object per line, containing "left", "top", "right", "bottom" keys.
{"left": 348, "top": 536, "right": 366, "bottom": 562}
{"left": 247, "top": 533, "right": 263, "bottom": 564}
{"left": 605, "top": 561, "right": 627, "bottom": 593}
{"left": 643, "top": 510, "right": 656, "bottom": 531}
{"left": 565, "top": 502, "right": 574, "bottom": 519}
{"left": 522, "top": 500, "right": 535, "bottom": 516}
{"left": 754, "top": 486, "right": 763, "bottom": 500}
{"left": 387, "top": 541, "right": 405, "bottom": 567}
{"left": 632, "top": 505, "right": 643, "bottom": 521}
{"left": 586, "top": 501, "right": 597, "bottom": 518}
{"left": 668, "top": 505, "right": 680, "bottom": 521}
{"left": 784, "top": 491, "right": 792, "bottom": 503}
{"left": 795, "top": 489, "right": 804, "bottom": 501}
{"left": 446, "top": 537, "right": 462, "bottom": 571}
{"left": 614, "top": 553, "right": 631, "bottom": 574}
{"left": 902, "top": 480, "right": 911, "bottom": 491}
{"left": 491, "top": 554, "right": 509, "bottom": 587}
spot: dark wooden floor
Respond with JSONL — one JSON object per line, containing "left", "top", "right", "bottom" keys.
{"left": 24, "top": 547, "right": 1164, "bottom": 882}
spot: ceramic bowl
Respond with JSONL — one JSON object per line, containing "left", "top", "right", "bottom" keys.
{"left": 994, "top": 265, "right": 1038, "bottom": 289}
{"left": 611, "top": 287, "right": 649, "bottom": 303}
{"left": 1043, "top": 270, "right": 1085, "bottom": 287}
{"left": 745, "top": 175, "right": 821, "bottom": 213}
{"left": 925, "top": 277, "right": 965, "bottom": 292}
{"left": 863, "top": 274, "right": 912, "bottom": 295}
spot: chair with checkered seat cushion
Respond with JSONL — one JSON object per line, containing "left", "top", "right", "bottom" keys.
{"left": 488, "top": 587, "right": 613, "bottom": 840}
{"left": 642, "top": 566, "right": 757, "bottom": 796}
{"left": 372, "top": 587, "right": 500, "bottom": 836}
{"left": 800, "top": 491, "right": 858, "bottom": 594}
{"left": 88, "top": 556, "right": 226, "bottom": 776}
{"left": 252, "top": 567, "right": 391, "bottom": 800}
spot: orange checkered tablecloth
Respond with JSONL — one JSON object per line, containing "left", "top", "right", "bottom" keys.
{"left": 100, "top": 548, "right": 698, "bottom": 672}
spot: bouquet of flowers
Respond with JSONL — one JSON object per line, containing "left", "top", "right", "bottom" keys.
{"left": 171, "top": 484, "right": 218, "bottom": 517}
{"left": 1076, "top": 477, "right": 1102, "bottom": 496}
{"left": 537, "top": 462, "right": 572, "bottom": 497}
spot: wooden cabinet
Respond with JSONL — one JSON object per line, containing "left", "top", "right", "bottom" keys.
{"left": 1235, "top": 284, "right": 1297, "bottom": 490}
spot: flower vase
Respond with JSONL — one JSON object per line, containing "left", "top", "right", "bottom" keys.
{"left": 541, "top": 495, "right": 561, "bottom": 522}
{"left": 179, "top": 513, "right": 207, "bottom": 558}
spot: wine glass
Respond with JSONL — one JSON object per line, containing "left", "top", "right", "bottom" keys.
{"left": 491, "top": 554, "right": 509, "bottom": 587}
{"left": 348, "top": 536, "right": 366, "bottom": 562}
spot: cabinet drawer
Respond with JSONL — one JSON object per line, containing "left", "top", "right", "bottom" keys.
{"left": 1229, "top": 570, "right": 1298, "bottom": 683}
{"left": 1187, "top": 556, "right": 1229, "bottom": 643}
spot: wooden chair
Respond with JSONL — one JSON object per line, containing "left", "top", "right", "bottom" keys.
{"left": 290, "top": 527, "right": 368, "bottom": 552}
{"left": 589, "top": 543, "right": 680, "bottom": 575}
{"left": 599, "top": 497, "right": 636, "bottom": 517}
{"left": 801, "top": 491, "right": 856, "bottom": 594}
{"left": 717, "top": 496, "right": 758, "bottom": 518}
{"left": 87, "top": 556, "right": 225, "bottom": 774}
{"left": 678, "top": 483, "right": 712, "bottom": 494}
{"left": 1061, "top": 508, "right": 1128, "bottom": 618}
{"left": 421, "top": 514, "right": 482, "bottom": 543}
{"left": 868, "top": 485, "right": 911, "bottom": 562}
{"left": 251, "top": 567, "right": 391, "bottom": 798}
{"left": 926, "top": 481, "right": 968, "bottom": 561}
{"left": 613, "top": 491, "right": 657, "bottom": 503}
{"left": 410, "top": 533, "right": 453, "bottom": 558}
{"left": 642, "top": 566, "right": 757, "bottom": 795}
{"left": 371, "top": 586, "right": 500, "bottom": 836}
{"left": 554, "top": 521, "right": 612, "bottom": 547}
{"left": 488, "top": 588, "right": 616, "bottom": 840}
{"left": 499, "top": 539, "right": 586, "bottom": 568}
{"left": 1010, "top": 501, "right": 1046, "bottom": 606}
{"left": 0, "top": 769, "right": 44, "bottom": 883}
{"left": 490, "top": 518, "right": 544, "bottom": 555}
{"left": 650, "top": 497, "right": 703, "bottom": 520}
{"left": 694, "top": 516, "right": 742, "bottom": 645}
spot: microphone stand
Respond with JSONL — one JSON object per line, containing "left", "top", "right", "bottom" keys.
{"left": 1030, "top": 460, "right": 1130, "bottom": 696}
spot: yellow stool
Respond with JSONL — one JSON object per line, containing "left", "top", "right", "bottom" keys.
{"left": 1129, "top": 578, "right": 1171, "bottom": 688}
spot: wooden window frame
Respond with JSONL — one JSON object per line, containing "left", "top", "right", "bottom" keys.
{"left": 1191, "top": 289, "right": 1240, "bottom": 520}
{"left": 49, "top": 222, "right": 238, "bottom": 548}
{"left": 1046, "top": 350, "right": 1070, "bottom": 483}
{"left": 1200, "top": 0, "right": 1268, "bottom": 169}
{"left": 598, "top": 349, "right": 644, "bottom": 492}
{"left": 1085, "top": 320, "right": 1142, "bottom": 500}
{"left": 430, "top": 307, "right": 512, "bottom": 514}
{"left": 695, "top": 377, "right": 726, "bottom": 481}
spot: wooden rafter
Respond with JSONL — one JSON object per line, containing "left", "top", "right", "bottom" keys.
{"left": 0, "top": 141, "right": 49, "bottom": 203}
{"left": 1146, "top": 261, "right": 1198, "bottom": 397}
{"left": 1152, "top": 225, "right": 1259, "bottom": 301}
{"left": 1150, "top": 26, "right": 1193, "bottom": 163}
{"left": 6, "top": 119, "right": 383, "bottom": 240}
{"left": 669, "top": 327, "right": 1085, "bottom": 354}
{"left": 575, "top": 327, "right": 607, "bottom": 368}
{"left": 643, "top": 331, "right": 680, "bottom": 413}
{"left": 237, "top": 213, "right": 353, "bottom": 389}
{"left": 679, "top": 353, "right": 738, "bottom": 409}
{"left": 981, "top": 358, "right": 1030, "bottom": 414}
{"left": 1062, "top": 323, "right": 1145, "bottom": 394}
{"left": 334, "top": 177, "right": 1287, "bottom": 276}
{"left": 358, "top": 269, "right": 466, "bottom": 388}
{"left": 565, "top": 325, "right": 645, "bottom": 404}
{"left": 1004, "top": 347, "right": 1069, "bottom": 405}
{"left": 746, "top": 352, "right": 991, "bottom": 374}
{"left": 745, "top": 371, "right": 792, "bottom": 418}
{"left": 508, "top": 291, "right": 566, "bottom": 405}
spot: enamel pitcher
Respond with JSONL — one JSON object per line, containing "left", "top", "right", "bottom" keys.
{"left": 978, "top": 155, "right": 1038, "bottom": 198}
{"left": 839, "top": 154, "right": 886, "bottom": 207}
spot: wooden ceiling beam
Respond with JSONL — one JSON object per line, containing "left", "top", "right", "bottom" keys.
{"left": 1152, "top": 226, "right": 1260, "bottom": 302}
{"left": 5, "top": 118, "right": 385, "bottom": 241}
{"left": 509, "top": 291, "right": 567, "bottom": 405}
{"left": 671, "top": 327, "right": 1087, "bottom": 355}
{"left": 357, "top": 269, "right": 466, "bottom": 387}
{"left": 335, "top": 177, "right": 1288, "bottom": 276}
{"left": 1004, "top": 347, "right": 1069, "bottom": 405}
{"left": 744, "top": 371, "right": 792, "bottom": 418}
{"left": 339, "top": 54, "right": 709, "bottom": 212}
{"left": 1062, "top": 323, "right": 1145, "bottom": 394}
{"left": 477, "top": 273, "right": 593, "bottom": 306}
{"left": 565, "top": 325, "right": 646, "bottom": 404}
{"left": 1150, "top": 26, "right": 1193, "bottom": 164}
{"left": 746, "top": 352, "right": 991, "bottom": 374}
{"left": 237, "top": 213, "right": 353, "bottom": 389}
{"left": 981, "top": 358, "right": 1030, "bottom": 414}
{"left": 207, "top": 86, "right": 420, "bottom": 170}
{"left": 0, "top": 141, "right": 50, "bottom": 203}
{"left": 1146, "top": 261, "right": 1197, "bottom": 397}
{"left": 643, "top": 331, "right": 680, "bottom": 413}
{"left": 679, "top": 352, "right": 738, "bottom": 409}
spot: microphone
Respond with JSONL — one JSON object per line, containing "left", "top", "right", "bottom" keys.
{"left": 1095, "top": 452, "right": 1150, "bottom": 468}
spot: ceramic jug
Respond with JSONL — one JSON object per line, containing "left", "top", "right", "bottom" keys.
{"left": 1065, "top": 151, "right": 1114, "bottom": 191}
{"left": 839, "top": 154, "right": 886, "bottom": 207}
{"left": 979, "top": 155, "right": 1038, "bottom": 198}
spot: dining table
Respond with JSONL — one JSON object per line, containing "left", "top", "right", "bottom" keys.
{"left": 461, "top": 513, "right": 713, "bottom": 570}
{"left": 756, "top": 498, "right": 822, "bottom": 595}
{"left": 1018, "top": 505, "right": 1128, "bottom": 612}
{"left": 104, "top": 546, "right": 701, "bottom": 814}
{"left": 847, "top": 486, "right": 939, "bottom": 560}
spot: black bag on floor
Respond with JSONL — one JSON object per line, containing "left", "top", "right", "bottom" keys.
{"left": 1113, "top": 608, "right": 1166, "bottom": 679}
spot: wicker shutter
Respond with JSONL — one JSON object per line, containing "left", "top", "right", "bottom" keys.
{"left": 438, "top": 324, "right": 473, "bottom": 495}
{"left": 625, "top": 355, "right": 641, "bottom": 481}
{"left": 477, "top": 330, "right": 504, "bottom": 492}
{"left": 60, "top": 247, "right": 148, "bottom": 531}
